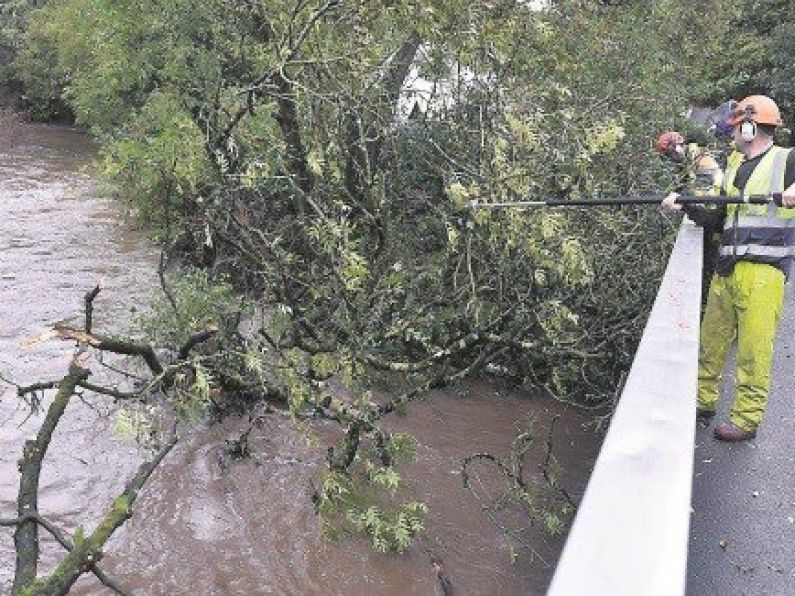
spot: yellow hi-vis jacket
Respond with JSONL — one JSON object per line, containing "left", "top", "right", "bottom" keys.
{"left": 720, "top": 146, "right": 795, "bottom": 276}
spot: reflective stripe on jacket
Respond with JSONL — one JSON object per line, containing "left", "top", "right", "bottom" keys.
{"left": 719, "top": 146, "right": 795, "bottom": 275}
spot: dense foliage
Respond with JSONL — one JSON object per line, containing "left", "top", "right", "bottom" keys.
{"left": 7, "top": 0, "right": 775, "bottom": 554}
{"left": 0, "top": 0, "right": 29, "bottom": 100}
{"left": 10, "top": 0, "right": 715, "bottom": 394}
{"left": 679, "top": 0, "right": 795, "bottom": 143}
{"left": 0, "top": 0, "right": 68, "bottom": 114}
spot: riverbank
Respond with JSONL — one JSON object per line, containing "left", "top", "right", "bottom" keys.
{"left": 0, "top": 85, "right": 19, "bottom": 109}
{"left": 0, "top": 107, "right": 23, "bottom": 146}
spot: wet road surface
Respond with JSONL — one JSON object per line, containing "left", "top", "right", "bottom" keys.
{"left": 688, "top": 281, "right": 795, "bottom": 595}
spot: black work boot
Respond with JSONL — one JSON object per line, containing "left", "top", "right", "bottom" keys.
{"left": 696, "top": 407, "right": 716, "bottom": 421}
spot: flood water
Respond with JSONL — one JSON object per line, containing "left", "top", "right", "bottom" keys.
{"left": 0, "top": 117, "right": 602, "bottom": 595}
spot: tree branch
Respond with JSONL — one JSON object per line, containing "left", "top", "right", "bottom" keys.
{"left": 52, "top": 326, "right": 163, "bottom": 376}
{"left": 21, "top": 433, "right": 178, "bottom": 594}
{"left": 84, "top": 284, "right": 101, "bottom": 334}
{"left": 2, "top": 514, "right": 132, "bottom": 595}
{"left": 13, "top": 364, "right": 89, "bottom": 592}
{"left": 177, "top": 325, "right": 219, "bottom": 360}
{"left": 77, "top": 380, "right": 141, "bottom": 401}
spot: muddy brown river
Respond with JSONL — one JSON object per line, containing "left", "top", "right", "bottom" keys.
{"left": 0, "top": 120, "right": 601, "bottom": 594}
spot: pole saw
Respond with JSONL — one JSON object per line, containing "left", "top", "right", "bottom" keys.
{"left": 469, "top": 193, "right": 784, "bottom": 210}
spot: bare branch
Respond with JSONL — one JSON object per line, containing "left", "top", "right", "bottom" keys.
{"left": 77, "top": 380, "right": 141, "bottom": 401}
{"left": 84, "top": 284, "right": 101, "bottom": 333}
{"left": 52, "top": 326, "right": 163, "bottom": 376}
{"left": 177, "top": 325, "right": 219, "bottom": 360}
{"left": 16, "top": 380, "right": 58, "bottom": 397}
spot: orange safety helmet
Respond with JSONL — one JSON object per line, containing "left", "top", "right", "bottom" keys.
{"left": 727, "top": 95, "right": 783, "bottom": 127}
{"left": 656, "top": 131, "right": 685, "bottom": 154}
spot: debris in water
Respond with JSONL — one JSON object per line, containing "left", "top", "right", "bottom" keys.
{"left": 431, "top": 555, "right": 453, "bottom": 596}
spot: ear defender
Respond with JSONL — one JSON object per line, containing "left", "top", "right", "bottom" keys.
{"left": 740, "top": 119, "right": 757, "bottom": 142}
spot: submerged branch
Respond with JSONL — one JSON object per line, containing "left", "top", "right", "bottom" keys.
{"left": 2, "top": 515, "right": 131, "bottom": 595}
{"left": 13, "top": 364, "right": 89, "bottom": 592}
{"left": 177, "top": 325, "right": 219, "bottom": 360}
{"left": 84, "top": 284, "right": 101, "bottom": 334}
{"left": 22, "top": 433, "right": 178, "bottom": 594}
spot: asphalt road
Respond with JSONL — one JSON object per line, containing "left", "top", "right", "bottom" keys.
{"left": 687, "top": 279, "right": 795, "bottom": 595}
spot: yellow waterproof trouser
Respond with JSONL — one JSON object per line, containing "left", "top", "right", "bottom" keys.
{"left": 698, "top": 261, "right": 785, "bottom": 430}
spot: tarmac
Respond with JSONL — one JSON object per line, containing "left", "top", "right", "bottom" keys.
{"left": 687, "top": 279, "right": 795, "bottom": 595}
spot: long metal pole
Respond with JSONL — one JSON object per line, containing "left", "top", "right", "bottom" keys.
{"left": 470, "top": 193, "right": 783, "bottom": 209}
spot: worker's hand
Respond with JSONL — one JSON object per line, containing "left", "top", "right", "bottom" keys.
{"left": 661, "top": 192, "right": 682, "bottom": 212}
{"left": 781, "top": 182, "right": 795, "bottom": 208}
